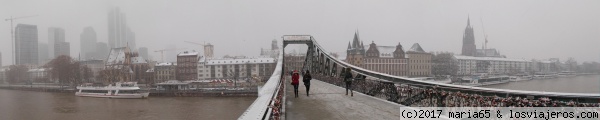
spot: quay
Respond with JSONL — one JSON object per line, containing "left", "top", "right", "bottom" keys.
{"left": 0, "top": 84, "right": 75, "bottom": 93}
{"left": 0, "top": 84, "right": 258, "bottom": 97}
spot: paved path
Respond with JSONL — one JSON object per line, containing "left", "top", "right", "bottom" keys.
{"left": 285, "top": 78, "right": 400, "bottom": 120}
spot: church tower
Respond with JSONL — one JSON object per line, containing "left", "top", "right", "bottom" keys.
{"left": 461, "top": 16, "right": 477, "bottom": 56}
{"left": 346, "top": 31, "right": 365, "bottom": 66}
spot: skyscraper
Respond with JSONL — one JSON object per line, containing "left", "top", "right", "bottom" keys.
{"left": 38, "top": 43, "right": 49, "bottom": 64}
{"left": 15, "top": 24, "right": 38, "bottom": 65}
{"left": 48, "top": 27, "right": 65, "bottom": 58}
{"left": 127, "top": 28, "right": 136, "bottom": 49}
{"left": 55, "top": 42, "right": 70, "bottom": 57}
{"left": 461, "top": 17, "right": 476, "bottom": 56}
{"left": 96, "top": 42, "right": 109, "bottom": 59}
{"left": 80, "top": 27, "right": 97, "bottom": 59}
{"left": 108, "top": 7, "right": 135, "bottom": 49}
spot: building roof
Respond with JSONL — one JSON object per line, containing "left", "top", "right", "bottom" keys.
{"left": 131, "top": 57, "right": 147, "bottom": 64}
{"left": 476, "top": 48, "right": 504, "bottom": 57}
{"left": 156, "top": 80, "right": 189, "bottom": 85}
{"left": 146, "top": 68, "right": 154, "bottom": 72}
{"left": 408, "top": 43, "right": 425, "bottom": 53}
{"left": 156, "top": 62, "right": 176, "bottom": 66}
{"left": 454, "top": 55, "right": 529, "bottom": 62}
{"left": 375, "top": 46, "right": 397, "bottom": 58}
{"left": 201, "top": 57, "right": 276, "bottom": 65}
{"left": 106, "top": 47, "right": 128, "bottom": 65}
{"left": 190, "top": 79, "right": 235, "bottom": 83}
{"left": 178, "top": 51, "right": 199, "bottom": 56}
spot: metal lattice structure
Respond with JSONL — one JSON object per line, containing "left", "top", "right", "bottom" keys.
{"left": 240, "top": 35, "right": 600, "bottom": 120}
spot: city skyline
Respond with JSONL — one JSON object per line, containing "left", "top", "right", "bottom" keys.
{"left": 1, "top": 0, "right": 599, "bottom": 66}
{"left": 14, "top": 24, "right": 38, "bottom": 65}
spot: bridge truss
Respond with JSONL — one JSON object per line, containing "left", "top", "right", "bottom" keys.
{"left": 240, "top": 35, "right": 600, "bottom": 120}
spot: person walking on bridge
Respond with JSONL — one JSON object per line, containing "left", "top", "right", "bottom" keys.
{"left": 303, "top": 70, "right": 312, "bottom": 96}
{"left": 291, "top": 70, "right": 300, "bottom": 98}
{"left": 344, "top": 68, "right": 354, "bottom": 96}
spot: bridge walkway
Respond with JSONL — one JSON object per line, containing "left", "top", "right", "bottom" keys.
{"left": 285, "top": 78, "right": 400, "bottom": 120}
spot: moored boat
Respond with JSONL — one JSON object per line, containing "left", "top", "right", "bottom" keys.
{"left": 75, "top": 82, "right": 149, "bottom": 99}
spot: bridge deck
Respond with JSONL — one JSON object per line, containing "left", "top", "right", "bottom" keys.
{"left": 285, "top": 78, "right": 400, "bottom": 120}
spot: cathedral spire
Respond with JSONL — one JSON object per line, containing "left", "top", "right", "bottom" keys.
{"left": 360, "top": 41, "right": 364, "bottom": 49}
{"left": 462, "top": 15, "right": 477, "bottom": 56}
{"left": 467, "top": 15, "right": 471, "bottom": 27}
{"left": 347, "top": 41, "right": 351, "bottom": 49}
{"left": 352, "top": 30, "right": 360, "bottom": 48}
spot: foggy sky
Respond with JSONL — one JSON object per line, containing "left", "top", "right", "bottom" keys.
{"left": 1, "top": 0, "right": 599, "bottom": 66}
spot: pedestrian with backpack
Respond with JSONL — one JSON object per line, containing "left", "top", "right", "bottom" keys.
{"left": 344, "top": 68, "right": 354, "bottom": 96}
{"left": 303, "top": 70, "right": 312, "bottom": 96}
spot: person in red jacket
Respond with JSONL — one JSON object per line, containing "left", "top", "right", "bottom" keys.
{"left": 291, "top": 70, "right": 300, "bottom": 98}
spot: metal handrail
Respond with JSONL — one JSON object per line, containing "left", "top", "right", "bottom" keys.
{"left": 239, "top": 49, "right": 284, "bottom": 120}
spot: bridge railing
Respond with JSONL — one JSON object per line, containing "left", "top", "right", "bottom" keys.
{"left": 239, "top": 50, "right": 285, "bottom": 120}
{"left": 306, "top": 35, "right": 600, "bottom": 106}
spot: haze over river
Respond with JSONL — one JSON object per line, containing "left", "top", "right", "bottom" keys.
{"left": 0, "top": 89, "right": 255, "bottom": 120}
{"left": 483, "top": 75, "right": 600, "bottom": 93}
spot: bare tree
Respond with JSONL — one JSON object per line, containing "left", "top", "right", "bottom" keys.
{"left": 6, "top": 65, "right": 29, "bottom": 84}
{"left": 46, "top": 55, "right": 83, "bottom": 87}
{"left": 432, "top": 52, "right": 459, "bottom": 76}
{"left": 565, "top": 57, "right": 578, "bottom": 71}
{"left": 580, "top": 62, "right": 600, "bottom": 73}
{"left": 97, "top": 67, "right": 130, "bottom": 85}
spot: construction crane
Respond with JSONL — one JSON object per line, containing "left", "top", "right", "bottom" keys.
{"left": 184, "top": 41, "right": 214, "bottom": 58}
{"left": 154, "top": 48, "right": 187, "bottom": 62}
{"left": 5, "top": 15, "right": 38, "bottom": 65}
{"left": 480, "top": 17, "right": 489, "bottom": 51}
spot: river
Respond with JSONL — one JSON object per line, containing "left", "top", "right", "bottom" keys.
{"left": 0, "top": 89, "right": 255, "bottom": 120}
{"left": 483, "top": 75, "right": 600, "bottom": 93}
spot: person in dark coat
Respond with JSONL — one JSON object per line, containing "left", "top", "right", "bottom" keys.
{"left": 291, "top": 70, "right": 300, "bottom": 98}
{"left": 303, "top": 70, "right": 312, "bottom": 96}
{"left": 344, "top": 68, "right": 354, "bottom": 96}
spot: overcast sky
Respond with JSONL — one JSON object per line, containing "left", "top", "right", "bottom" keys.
{"left": 1, "top": 0, "right": 599, "bottom": 65}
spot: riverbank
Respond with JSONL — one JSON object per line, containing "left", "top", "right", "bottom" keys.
{"left": 150, "top": 91, "right": 257, "bottom": 97}
{"left": 0, "top": 85, "right": 258, "bottom": 97}
{"left": 453, "top": 80, "right": 510, "bottom": 87}
{"left": 0, "top": 85, "right": 75, "bottom": 92}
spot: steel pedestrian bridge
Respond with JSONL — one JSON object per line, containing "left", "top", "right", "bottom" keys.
{"left": 238, "top": 35, "right": 600, "bottom": 120}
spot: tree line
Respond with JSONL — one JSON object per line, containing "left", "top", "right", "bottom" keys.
{"left": 6, "top": 55, "right": 92, "bottom": 87}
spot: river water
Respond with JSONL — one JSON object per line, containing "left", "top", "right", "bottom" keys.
{"left": 1, "top": 75, "right": 597, "bottom": 120}
{"left": 483, "top": 75, "right": 600, "bottom": 93}
{"left": 0, "top": 89, "right": 255, "bottom": 120}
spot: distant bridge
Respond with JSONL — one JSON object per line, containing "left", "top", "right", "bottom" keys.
{"left": 239, "top": 35, "right": 600, "bottom": 120}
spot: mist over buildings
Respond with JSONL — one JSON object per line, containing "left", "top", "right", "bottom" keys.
{"left": 1, "top": 0, "right": 599, "bottom": 66}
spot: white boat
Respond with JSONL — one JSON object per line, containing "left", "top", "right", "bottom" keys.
{"left": 509, "top": 75, "right": 533, "bottom": 82}
{"left": 558, "top": 71, "right": 577, "bottom": 77}
{"left": 533, "top": 73, "right": 553, "bottom": 80}
{"left": 454, "top": 74, "right": 510, "bottom": 86}
{"left": 509, "top": 76, "right": 521, "bottom": 81}
{"left": 75, "top": 82, "right": 150, "bottom": 99}
{"left": 522, "top": 75, "right": 534, "bottom": 80}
